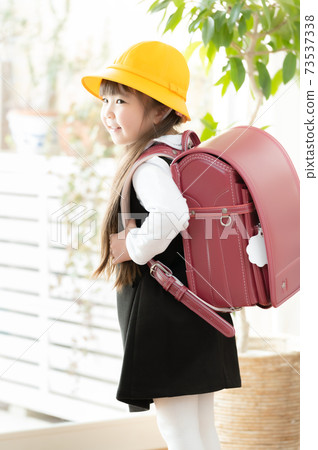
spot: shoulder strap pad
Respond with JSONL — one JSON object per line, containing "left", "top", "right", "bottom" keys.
{"left": 120, "top": 131, "right": 200, "bottom": 225}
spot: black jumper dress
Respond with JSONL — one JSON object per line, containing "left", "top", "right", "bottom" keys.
{"left": 116, "top": 157, "right": 241, "bottom": 412}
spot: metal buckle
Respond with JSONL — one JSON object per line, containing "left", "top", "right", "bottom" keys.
{"left": 220, "top": 208, "right": 232, "bottom": 227}
{"left": 149, "top": 262, "right": 172, "bottom": 277}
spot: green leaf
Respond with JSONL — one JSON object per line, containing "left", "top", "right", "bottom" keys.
{"left": 206, "top": 41, "right": 216, "bottom": 64}
{"left": 184, "top": 41, "right": 201, "bottom": 61}
{"left": 215, "top": 74, "right": 226, "bottom": 86}
{"left": 261, "top": 0, "right": 271, "bottom": 30}
{"left": 214, "top": 11, "right": 226, "bottom": 32}
{"left": 280, "top": 0, "right": 299, "bottom": 7}
{"left": 148, "top": 0, "right": 171, "bottom": 13}
{"left": 220, "top": 23, "right": 234, "bottom": 48}
{"left": 228, "top": 2, "right": 242, "bottom": 32}
{"left": 215, "top": 71, "right": 231, "bottom": 96}
{"left": 267, "top": 40, "right": 276, "bottom": 51}
{"left": 238, "top": 16, "right": 247, "bottom": 37}
{"left": 201, "top": 127, "right": 215, "bottom": 141}
{"left": 229, "top": 57, "right": 246, "bottom": 91}
{"left": 188, "top": 16, "right": 202, "bottom": 33}
{"left": 164, "top": 4, "right": 184, "bottom": 33}
{"left": 271, "top": 69, "right": 283, "bottom": 95}
{"left": 271, "top": 8, "right": 285, "bottom": 29}
{"left": 244, "top": 11, "right": 254, "bottom": 31}
{"left": 200, "top": 112, "right": 218, "bottom": 140}
{"left": 241, "top": 9, "right": 252, "bottom": 20}
{"left": 202, "top": 16, "right": 215, "bottom": 46}
{"left": 222, "top": 61, "right": 230, "bottom": 72}
{"left": 293, "top": 21, "right": 300, "bottom": 52}
{"left": 278, "top": 22, "right": 293, "bottom": 46}
{"left": 188, "top": 8, "right": 208, "bottom": 33}
{"left": 201, "top": 112, "right": 218, "bottom": 129}
{"left": 221, "top": 79, "right": 231, "bottom": 96}
{"left": 172, "top": 0, "right": 183, "bottom": 6}
{"left": 256, "top": 61, "right": 271, "bottom": 99}
{"left": 212, "top": 13, "right": 230, "bottom": 49}
{"left": 271, "top": 33, "right": 283, "bottom": 51}
{"left": 282, "top": 52, "right": 297, "bottom": 83}
{"left": 226, "top": 45, "right": 240, "bottom": 57}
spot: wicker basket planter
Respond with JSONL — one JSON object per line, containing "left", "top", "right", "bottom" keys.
{"left": 214, "top": 337, "right": 300, "bottom": 449}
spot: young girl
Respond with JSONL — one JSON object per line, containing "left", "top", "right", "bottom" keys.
{"left": 82, "top": 41, "right": 241, "bottom": 450}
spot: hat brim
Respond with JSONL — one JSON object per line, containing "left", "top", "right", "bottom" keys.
{"left": 81, "top": 67, "right": 190, "bottom": 121}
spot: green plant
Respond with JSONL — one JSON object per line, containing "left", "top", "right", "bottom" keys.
{"left": 146, "top": 0, "right": 300, "bottom": 132}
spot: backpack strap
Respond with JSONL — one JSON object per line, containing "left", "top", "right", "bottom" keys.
{"left": 120, "top": 143, "right": 181, "bottom": 226}
{"left": 181, "top": 129, "right": 201, "bottom": 150}
{"left": 147, "top": 259, "right": 236, "bottom": 338}
{"left": 120, "top": 130, "right": 200, "bottom": 224}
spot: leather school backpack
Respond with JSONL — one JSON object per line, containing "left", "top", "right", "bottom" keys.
{"left": 121, "top": 126, "right": 300, "bottom": 337}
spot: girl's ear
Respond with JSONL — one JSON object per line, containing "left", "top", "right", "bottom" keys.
{"left": 153, "top": 106, "right": 172, "bottom": 124}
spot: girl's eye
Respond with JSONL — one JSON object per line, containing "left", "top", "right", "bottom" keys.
{"left": 101, "top": 97, "right": 126, "bottom": 104}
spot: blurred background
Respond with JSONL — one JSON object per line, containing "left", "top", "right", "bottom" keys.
{"left": 0, "top": 0, "right": 299, "bottom": 442}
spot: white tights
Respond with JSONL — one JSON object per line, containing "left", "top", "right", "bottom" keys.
{"left": 154, "top": 393, "right": 221, "bottom": 450}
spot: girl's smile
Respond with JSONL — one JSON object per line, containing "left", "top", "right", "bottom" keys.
{"left": 100, "top": 90, "right": 160, "bottom": 146}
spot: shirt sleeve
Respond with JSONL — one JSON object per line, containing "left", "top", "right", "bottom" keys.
{"left": 125, "top": 156, "right": 190, "bottom": 265}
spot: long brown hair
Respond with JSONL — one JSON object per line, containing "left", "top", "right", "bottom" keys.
{"left": 92, "top": 80, "right": 183, "bottom": 289}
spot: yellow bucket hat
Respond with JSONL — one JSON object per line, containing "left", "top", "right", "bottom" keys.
{"left": 81, "top": 41, "right": 190, "bottom": 121}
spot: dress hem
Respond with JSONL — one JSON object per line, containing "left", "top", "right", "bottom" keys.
{"left": 117, "top": 380, "right": 242, "bottom": 412}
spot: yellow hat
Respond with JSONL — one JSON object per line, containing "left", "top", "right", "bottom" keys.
{"left": 81, "top": 41, "right": 190, "bottom": 121}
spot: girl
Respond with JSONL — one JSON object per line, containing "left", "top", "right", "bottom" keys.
{"left": 82, "top": 41, "right": 241, "bottom": 450}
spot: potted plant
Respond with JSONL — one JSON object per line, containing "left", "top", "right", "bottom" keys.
{"left": 146, "top": 0, "right": 300, "bottom": 447}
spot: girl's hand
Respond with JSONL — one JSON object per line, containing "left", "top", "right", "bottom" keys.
{"left": 109, "top": 218, "right": 137, "bottom": 264}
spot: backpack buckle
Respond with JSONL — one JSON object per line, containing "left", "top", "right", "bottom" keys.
{"left": 220, "top": 208, "right": 232, "bottom": 227}
{"left": 149, "top": 261, "right": 172, "bottom": 277}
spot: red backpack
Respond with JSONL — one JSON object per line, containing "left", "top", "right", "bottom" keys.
{"left": 121, "top": 127, "right": 300, "bottom": 337}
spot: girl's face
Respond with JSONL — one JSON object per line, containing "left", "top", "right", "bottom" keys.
{"left": 100, "top": 85, "right": 163, "bottom": 146}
